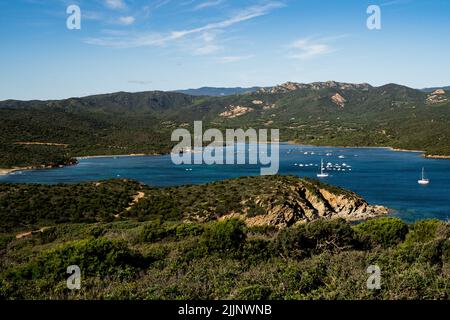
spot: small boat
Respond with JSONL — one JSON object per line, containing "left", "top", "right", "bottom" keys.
{"left": 317, "top": 159, "right": 329, "bottom": 178}
{"left": 338, "top": 155, "right": 345, "bottom": 159}
{"left": 418, "top": 168, "right": 430, "bottom": 185}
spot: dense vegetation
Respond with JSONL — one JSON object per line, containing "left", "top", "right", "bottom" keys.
{"left": 0, "top": 176, "right": 448, "bottom": 300}
{"left": 0, "top": 180, "right": 144, "bottom": 232}
{"left": 0, "top": 176, "right": 358, "bottom": 233}
{"left": 1, "top": 82, "right": 450, "bottom": 168}
{"left": 0, "top": 217, "right": 448, "bottom": 300}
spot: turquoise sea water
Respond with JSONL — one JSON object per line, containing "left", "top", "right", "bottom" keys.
{"left": 1, "top": 144, "right": 450, "bottom": 223}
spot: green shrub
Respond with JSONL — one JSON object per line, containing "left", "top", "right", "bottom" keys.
{"left": 443, "top": 239, "right": 450, "bottom": 263}
{"left": 243, "top": 239, "right": 273, "bottom": 263}
{"left": 0, "top": 235, "right": 13, "bottom": 251}
{"left": 275, "top": 219, "right": 357, "bottom": 258}
{"left": 140, "top": 221, "right": 204, "bottom": 243}
{"left": 235, "top": 285, "right": 272, "bottom": 300}
{"left": 247, "top": 225, "right": 278, "bottom": 236}
{"left": 13, "top": 238, "right": 148, "bottom": 281}
{"left": 353, "top": 217, "right": 408, "bottom": 248}
{"left": 199, "top": 219, "right": 246, "bottom": 255}
{"left": 88, "top": 226, "right": 107, "bottom": 238}
{"left": 246, "top": 204, "right": 266, "bottom": 218}
{"left": 175, "top": 223, "right": 204, "bottom": 239}
{"left": 140, "top": 220, "right": 175, "bottom": 243}
{"left": 396, "top": 220, "right": 449, "bottom": 264}
{"left": 37, "top": 227, "right": 57, "bottom": 244}
{"left": 404, "top": 220, "right": 444, "bottom": 244}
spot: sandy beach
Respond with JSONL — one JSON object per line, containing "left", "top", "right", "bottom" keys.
{"left": 76, "top": 153, "right": 149, "bottom": 160}
{"left": 0, "top": 167, "right": 34, "bottom": 176}
{"left": 0, "top": 169, "right": 16, "bottom": 176}
{"left": 424, "top": 154, "right": 450, "bottom": 159}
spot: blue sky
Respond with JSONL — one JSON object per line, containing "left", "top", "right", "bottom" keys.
{"left": 1, "top": 0, "right": 450, "bottom": 100}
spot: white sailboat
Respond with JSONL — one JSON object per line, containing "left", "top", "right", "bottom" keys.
{"left": 418, "top": 168, "right": 430, "bottom": 185}
{"left": 317, "top": 159, "right": 329, "bottom": 178}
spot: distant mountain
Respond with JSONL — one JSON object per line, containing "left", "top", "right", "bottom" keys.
{"left": 175, "top": 86, "right": 261, "bottom": 96}
{"left": 258, "top": 81, "right": 372, "bottom": 94}
{"left": 421, "top": 86, "right": 450, "bottom": 93}
{"left": 1, "top": 81, "right": 450, "bottom": 169}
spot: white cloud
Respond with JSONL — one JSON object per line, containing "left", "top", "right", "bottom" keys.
{"left": 171, "top": 2, "right": 285, "bottom": 39}
{"left": 194, "top": 0, "right": 224, "bottom": 11}
{"left": 82, "top": 11, "right": 104, "bottom": 21}
{"left": 217, "top": 55, "right": 254, "bottom": 63}
{"left": 288, "top": 38, "right": 334, "bottom": 60}
{"left": 193, "top": 44, "right": 221, "bottom": 55}
{"left": 381, "top": 0, "right": 411, "bottom": 6}
{"left": 105, "top": 0, "right": 126, "bottom": 10}
{"left": 191, "top": 32, "right": 222, "bottom": 55}
{"left": 85, "top": 2, "right": 285, "bottom": 48}
{"left": 118, "top": 16, "right": 135, "bottom": 25}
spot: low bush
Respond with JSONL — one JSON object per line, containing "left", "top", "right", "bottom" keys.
{"left": 140, "top": 221, "right": 204, "bottom": 243}
{"left": 199, "top": 219, "right": 246, "bottom": 255}
{"left": 353, "top": 217, "right": 408, "bottom": 248}
{"left": 404, "top": 220, "right": 445, "bottom": 244}
{"left": 242, "top": 239, "right": 273, "bottom": 263}
{"left": 396, "top": 220, "right": 449, "bottom": 264}
{"left": 234, "top": 285, "right": 272, "bottom": 300}
{"left": 10, "top": 238, "right": 148, "bottom": 282}
{"left": 140, "top": 220, "right": 173, "bottom": 243}
{"left": 275, "top": 219, "right": 357, "bottom": 259}
{"left": 175, "top": 223, "right": 204, "bottom": 239}
{"left": 0, "top": 235, "right": 13, "bottom": 251}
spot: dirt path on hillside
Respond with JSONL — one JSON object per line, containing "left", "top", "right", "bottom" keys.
{"left": 16, "top": 227, "right": 51, "bottom": 239}
{"left": 126, "top": 192, "right": 145, "bottom": 211}
{"left": 114, "top": 191, "right": 146, "bottom": 218}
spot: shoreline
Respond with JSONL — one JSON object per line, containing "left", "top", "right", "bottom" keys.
{"left": 76, "top": 153, "right": 149, "bottom": 160}
{"left": 424, "top": 154, "right": 450, "bottom": 159}
{"left": 0, "top": 153, "right": 158, "bottom": 176}
{"left": 286, "top": 141, "right": 450, "bottom": 159}
{"left": 0, "top": 165, "right": 57, "bottom": 176}
{"left": 1, "top": 144, "right": 449, "bottom": 176}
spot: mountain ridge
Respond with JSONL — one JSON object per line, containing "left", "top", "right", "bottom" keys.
{"left": 1, "top": 81, "right": 449, "bottom": 169}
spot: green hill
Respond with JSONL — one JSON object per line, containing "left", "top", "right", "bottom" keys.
{"left": 1, "top": 81, "right": 450, "bottom": 168}
{"left": 0, "top": 176, "right": 448, "bottom": 300}
{"left": 0, "top": 176, "right": 386, "bottom": 233}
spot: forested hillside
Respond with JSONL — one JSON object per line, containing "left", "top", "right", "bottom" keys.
{"left": 1, "top": 81, "right": 450, "bottom": 169}
{"left": 0, "top": 176, "right": 448, "bottom": 300}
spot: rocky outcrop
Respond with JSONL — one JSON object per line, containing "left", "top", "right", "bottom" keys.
{"left": 426, "top": 89, "right": 448, "bottom": 105}
{"left": 258, "top": 81, "right": 372, "bottom": 94}
{"left": 331, "top": 93, "right": 347, "bottom": 108}
{"left": 252, "top": 100, "right": 264, "bottom": 105}
{"left": 220, "top": 105, "right": 254, "bottom": 118}
{"left": 217, "top": 177, "right": 388, "bottom": 228}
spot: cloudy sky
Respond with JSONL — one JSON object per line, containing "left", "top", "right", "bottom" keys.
{"left": 1, "top": 0, "right": 450, "bottom": 100}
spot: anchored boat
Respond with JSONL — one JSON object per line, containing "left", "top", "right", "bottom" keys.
{"left": 317, "top": 159, "right": 329, "bottom": 178}
{"left": 418, "top": 167, "right": 430, "bottom": 185}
